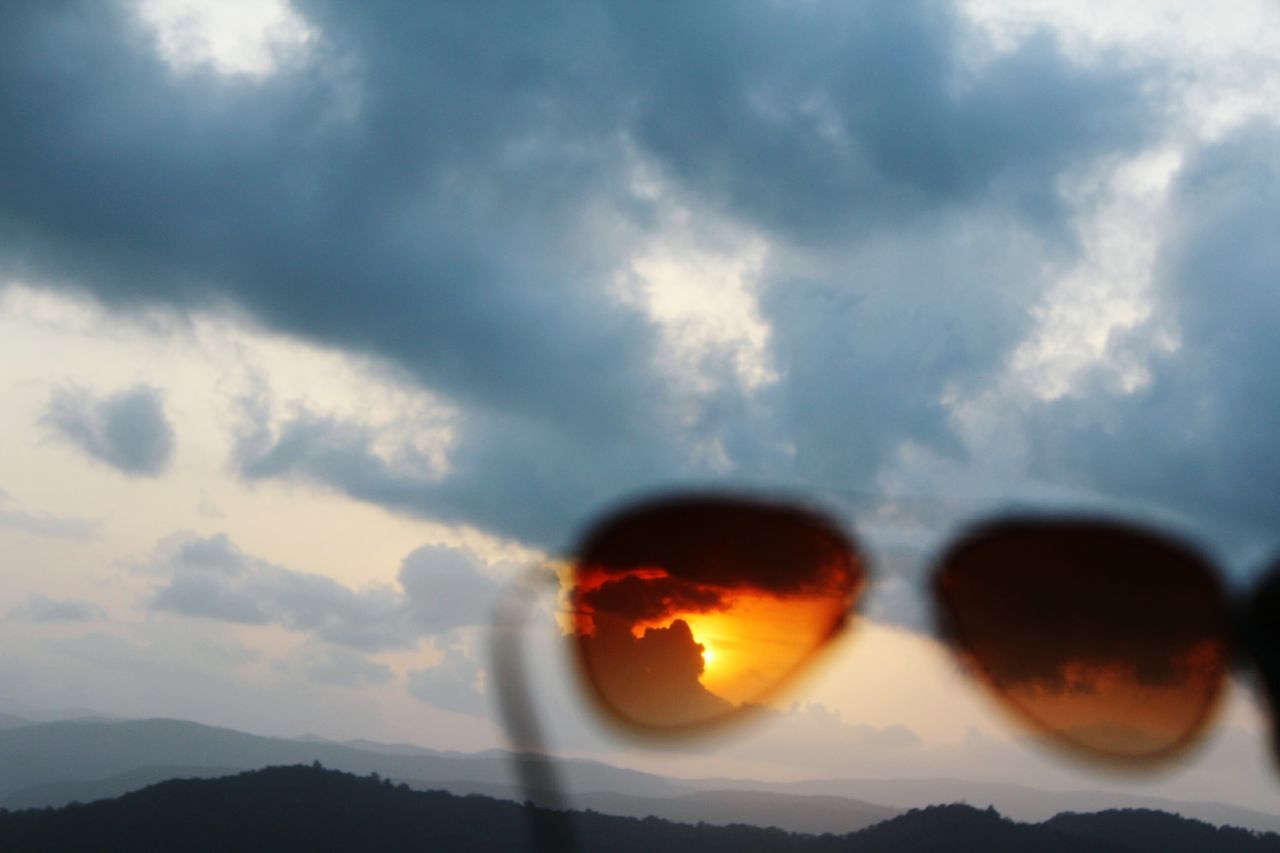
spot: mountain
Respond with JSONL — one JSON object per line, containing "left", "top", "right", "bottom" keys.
{"left": 1042, "top": 809, "right": 1280, "bottom": 853}
{"left": 0, "top": 713, "right": 31, "bottom": 730}
{"left": 0, "top": 766, "right": 234, "bottom": 811}
{"left": 1, "top": 765, "right": 1278, "bottom": 853}
{"left": 572, "top": 788, "right": 898, "bottom": 835}
{"left": 728, "top": 776, "right": 1280, "bottom": 835}
{"left": 0, "top": 717, "right": 1276, "bottom": 837}
{"left": 0, "top": 718, "right": 682, "bottom": 802}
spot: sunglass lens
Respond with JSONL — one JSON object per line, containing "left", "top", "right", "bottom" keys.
{"left": 934, "top": 520, "right": 1229, "bottom": 762}
{"left": 569, "top": 495, "right": 864, "bottom": 732}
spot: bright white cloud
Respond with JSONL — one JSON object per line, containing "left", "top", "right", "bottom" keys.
{"left": 962, "top": 0, "right": 1280, "bottom": 135}
{"left": 614, "top": 160, "right": 779, "bottom": 399}
{"left": 132, "top": 0, "right": 317, "bottom": 79}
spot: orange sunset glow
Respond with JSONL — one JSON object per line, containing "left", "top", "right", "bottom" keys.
{"left": 567, "top": 496, "right": 863, "bottom": 730}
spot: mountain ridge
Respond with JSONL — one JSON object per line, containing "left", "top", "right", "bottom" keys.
{"left": 2, "top": 764, "right": 1277, "bottom": 852}
{"left": 0, "top": 717, "right": 1276, "bottom": 836}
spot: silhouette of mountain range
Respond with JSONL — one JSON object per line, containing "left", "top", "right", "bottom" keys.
{"left": 0, "top": 764, "right": 1277, "bottom": 852}
{"left": 0, "top": 717, "right": 1277, "bottom": 838}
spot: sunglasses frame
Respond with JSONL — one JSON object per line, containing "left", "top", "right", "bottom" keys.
{"left": 561, "top": 492, "right": 1280, "bottom": 761}
{"left": 491, "top": 490, "right": 1280, "bottom": 853}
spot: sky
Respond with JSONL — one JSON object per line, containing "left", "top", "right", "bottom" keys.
{"left": 2, "top": 0, "right": 1280, "bottom": 812}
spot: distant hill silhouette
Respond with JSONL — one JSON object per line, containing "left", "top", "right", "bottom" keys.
{"left": 2, "top": 718, "right": 1279, "bottom": 838}
{"left": 1, "top": 764, "right": 1278, "bottom": 852}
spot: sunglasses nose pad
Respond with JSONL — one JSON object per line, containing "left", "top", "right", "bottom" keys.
{"left": 567, "top": 495, "right": 864, "bottom": 734}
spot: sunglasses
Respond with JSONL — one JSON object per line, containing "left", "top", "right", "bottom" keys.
{"left": 562, "top": 492, "right": 1280, "bottom": 758}
{"left": 492, "top": 491, "right": 1280, "bottom": 850}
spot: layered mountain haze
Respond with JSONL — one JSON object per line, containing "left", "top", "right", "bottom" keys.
{"left": 0, "top": 716, "right": 1276, "bottom": 837}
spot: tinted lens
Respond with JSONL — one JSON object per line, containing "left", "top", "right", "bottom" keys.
{"left": 934, "top": 519, "right": 1229, "bottom": 762}
{"left": 569, "top": 495, "right": 864, "bottom": 732}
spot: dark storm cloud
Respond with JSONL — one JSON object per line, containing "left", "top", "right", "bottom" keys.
{"left": 1027, "top": 123, "right": 1280, "bottom": 563}
{"left": 752, "top": 214, "right": 1059, "bottom": 496}
{"left": 610, "top": 6, "right": 1148, "bottom": 241}
{"left": 148, "top": 533, "right": 500, "bottom": 651}
{"left": 578, "top": 574, "right": 728, "bottom": 626}
{"left": 571, "top": 495, "right": 859, "bottom": 627}
{"left": 1, "top": 1, "right": 1158, "bottom": 552}
{"left": 8, "top": 593, "right": 106, "bottom": 623}
{"left": 42, "top": 385, "right": 175, "bottom": 477}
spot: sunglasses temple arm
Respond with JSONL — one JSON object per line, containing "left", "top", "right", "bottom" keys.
{"left": 490, "top": 566, "right": 579, "bottom": 853}
{"left": 1237, "top": 609, "right": 1280, "bottom": 765}
{"left": 1230, "top": 602, "right": 1280, "bottom": 766}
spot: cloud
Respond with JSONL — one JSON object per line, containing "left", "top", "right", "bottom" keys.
{"left": 229, "top": 387, "right": 695, "bottom": 549}
{"left": 398, "top": 546, "right": 502, "bottom": 634}
{"left": 42, "top": 385, "right": 175, "bottom": 477}
{"left": 407, "top": 647, "right": 489, "bottom": 717}
{"left": 578, "top": 574, "right": 728, "bottom": 627}
{"left": 613, "top": 7, "right": 1151, "bottom": 241}
{"left": 0, "top": 0, "right": 1159, "bottom": 557}
{"left": 724, "top": 701, "right": 923, "bottom": 773}
{"left": 1025, "top": 122, "right": 1280, "bottom": 560}
{"left": 8, "top": 594, "right": 106, "bottom": 623}
{"left": 0, "top": 489, "right": 98, "bottom": 540}
{"left": 577, "top": 617, "right": 732, "bottom": 728}
{"left": 292, "top": 644, "right": 394, "bottom": 688}
{"left": 148, "top": 533, "right": 501, "bottom": 651}
{"left": 576, "top": 495, "right": 859, "bottom": 593}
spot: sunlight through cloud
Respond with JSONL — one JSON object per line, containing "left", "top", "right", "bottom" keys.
{"left": 132, "top": 0, "right": 317, "bottom": 79}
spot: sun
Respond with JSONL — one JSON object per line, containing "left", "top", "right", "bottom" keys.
{"left": 700, "top": 642, "right": 716, "bottom": 668}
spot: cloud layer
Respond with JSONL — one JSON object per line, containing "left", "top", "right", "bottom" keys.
{"left": 1, "top": 1, "right": 1277, "bottom": 639}
{"left": 0, "top": 1, "right": 1168, "bottom": 552}
{"left": 43, "top": 385, "right": 175, "bottom": 477}
{"left": 8, "top": 594, "right": 106, "bottom": 623}
{"left": 149, "top": 533, "right": 500, "bottom": 653}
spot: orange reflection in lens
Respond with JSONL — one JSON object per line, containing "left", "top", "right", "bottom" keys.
{"left": 569, "top": 496, "right": 863, "bottom": 732}
{"left": 935, "top": 519, "right": 1229, "bottom": 762}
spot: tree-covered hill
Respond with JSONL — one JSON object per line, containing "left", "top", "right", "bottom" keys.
{"left": 0, "top": 764, "right": 1276, "bottom": 852}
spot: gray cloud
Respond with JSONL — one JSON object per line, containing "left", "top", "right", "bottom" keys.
{"left": 43, "top": 385, "right": 175, "bottom": 477}
{"left": 399, "top": 546, "right": 503, "bottom": 634}
{"left": 1026, "top": 122, "right": 1280, "bottom": 565}
{"left": 293, "top": 645, "right": 394, "bottom": 688}
{"left": 8, "top": 594, "right": 106, "bottom": 623}
{"left": 738, "top": 701, "right": 923, "bottom": 768}
{"left": 148, "top": 533, "right": 500, "bottom": 652}
{"left": 612, "top": 7, "right": 1151, "bottom": 242}
{"left": 0, "top": 489, "right": 98, "bottom": 540}
{"left": 407, "top": 647, "right": 489, "bottom": 717}
{"left": 0, "top": 1, "right": 1159, "bottom": 556}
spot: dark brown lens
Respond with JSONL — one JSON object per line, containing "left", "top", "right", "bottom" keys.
{"left": 934, "top": 519, "right": 1229, "bottom": 762}
{"left": 569, "top": 495, "right": 864, "bottom": 732}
